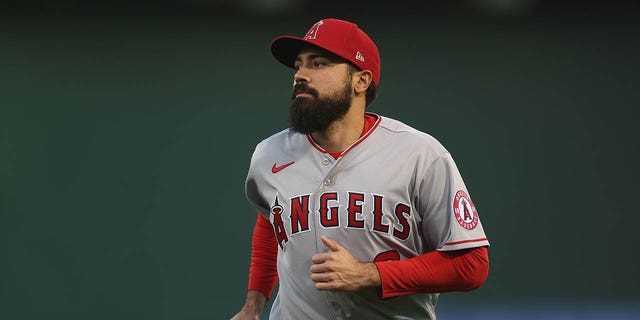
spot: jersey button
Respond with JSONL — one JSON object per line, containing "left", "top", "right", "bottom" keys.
{"left": 324, "top": 179, "right": 331, "bottom": 186}
{"left": 322, "top": 158, "right": 330, "bottom": 165}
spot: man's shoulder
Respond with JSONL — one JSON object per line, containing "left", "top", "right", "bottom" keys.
{"left": 256, "top": 128, "right": 289, "bottom": 144}
{"left": 378, "top": 116, "right": 417, "bottom": 132}
{"left": 377, "top": 115, "right": 446, "bottom": 152}
{"left": 253, "top": 128, "right": 305, "bottom": 155}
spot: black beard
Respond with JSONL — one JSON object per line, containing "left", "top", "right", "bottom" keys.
{"left": 289, "top": 82, "right": 352, "bottom": 134}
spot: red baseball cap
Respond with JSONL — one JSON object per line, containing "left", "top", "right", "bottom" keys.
{"left": 270, "top": 18, "right": 381, "bottom": 85}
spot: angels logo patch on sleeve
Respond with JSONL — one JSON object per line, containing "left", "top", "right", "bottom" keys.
{"left": 453, "top": 190, "right": 479, "bottom": 230}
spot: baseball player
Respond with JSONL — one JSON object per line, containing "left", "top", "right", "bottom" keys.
{"left": 231, "top": 18, "right": 490, "bottom": 319}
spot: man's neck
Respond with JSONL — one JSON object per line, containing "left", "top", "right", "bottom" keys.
{"left": 311, "top": 106, "right": 365, "bottom": 153}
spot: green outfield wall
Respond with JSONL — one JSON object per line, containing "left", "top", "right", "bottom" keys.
{"left": 1, "top": 5, "right": 639, "bottom": 319}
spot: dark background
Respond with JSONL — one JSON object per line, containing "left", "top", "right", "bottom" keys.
{"left": 1, "top": 0, "right": 639, "bottom": 319}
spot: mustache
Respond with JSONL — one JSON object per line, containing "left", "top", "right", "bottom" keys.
{"left": 291, "top": 83, "right": 319, "bottom": 100}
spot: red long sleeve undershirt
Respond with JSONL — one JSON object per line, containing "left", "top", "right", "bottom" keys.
{"left": 374, "top": 243, "right": 489, "bottom": 298}
{"left": 248, "top": 213, "right": 279, "bottom": 298}
{"left": 247, "top": 213, "right": 489, "bottom": 299}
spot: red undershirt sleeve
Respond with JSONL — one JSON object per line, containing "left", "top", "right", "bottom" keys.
{"left": 247, "top": 212, "right": 279, "bottom": 299}
{"left": 374, "top": 246, "right": 489, "bottom": 299}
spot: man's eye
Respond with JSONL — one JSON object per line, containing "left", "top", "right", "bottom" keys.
{"left": 313, "top": 61, "right": 327, "bottom": 68}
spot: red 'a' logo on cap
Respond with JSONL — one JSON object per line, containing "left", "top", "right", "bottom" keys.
{"left": 304, "top": 20, "right": 324, "bottom": 40}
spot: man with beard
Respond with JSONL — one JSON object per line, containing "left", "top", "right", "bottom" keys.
{"left": 231, "top": 18, "right": 490, "bottom": 320}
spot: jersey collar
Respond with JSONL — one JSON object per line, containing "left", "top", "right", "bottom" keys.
{"left": 306, "top": 113, "right": 382, "bottom": 159}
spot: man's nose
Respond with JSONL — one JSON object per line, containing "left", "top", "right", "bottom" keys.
{"left": 294, "top": 67, "right": 310, "bottom": 85}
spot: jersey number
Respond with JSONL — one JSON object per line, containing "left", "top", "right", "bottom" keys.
{"left": 374, "top": 250, "right": 400, "bottom": 262}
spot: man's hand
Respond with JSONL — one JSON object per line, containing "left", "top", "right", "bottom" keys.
{"left": 230, "top": 290, "right": 266, "bottom": 320}
{"left": 310, "top": 236, "right": 381, "bottom": 291}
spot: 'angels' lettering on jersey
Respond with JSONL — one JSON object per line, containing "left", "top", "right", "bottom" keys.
{"left": 269, "top": 192, "right": 411, "bottom": 249}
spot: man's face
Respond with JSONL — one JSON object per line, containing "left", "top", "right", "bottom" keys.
{"left": 289, "top": 48, "right": 354, "bottom": 134}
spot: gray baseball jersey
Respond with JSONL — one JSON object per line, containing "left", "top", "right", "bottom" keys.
{"left": 245, "top": 114, "right": 489, "bottom": 319}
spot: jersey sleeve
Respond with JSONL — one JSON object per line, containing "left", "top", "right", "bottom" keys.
{"left": 418, "top": 152, "right": 489, "bottom": 251}
{"left": 245, "top": 144, "right": 271, "bottom": 215}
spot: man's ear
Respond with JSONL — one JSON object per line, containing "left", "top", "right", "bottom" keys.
{"left": 353, "top": 70, "right": 373, "bottom": 94}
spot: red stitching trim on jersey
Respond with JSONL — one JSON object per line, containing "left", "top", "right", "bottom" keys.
{"left": 306, "top": 113, "right": 382, "bottom": 158}
{"left": 443, "top": 238, "right": 488, "bottom": 246}
{"left": 306, "top": 134, "right": 326, "bottom": 154}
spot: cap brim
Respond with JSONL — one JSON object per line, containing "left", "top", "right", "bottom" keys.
{"left": 270, "top": 36, "right": 309, "bottom": 69}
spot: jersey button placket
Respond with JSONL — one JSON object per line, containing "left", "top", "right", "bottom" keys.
{"left": 320, "top": 157, "right": 333, "bottom": 187}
